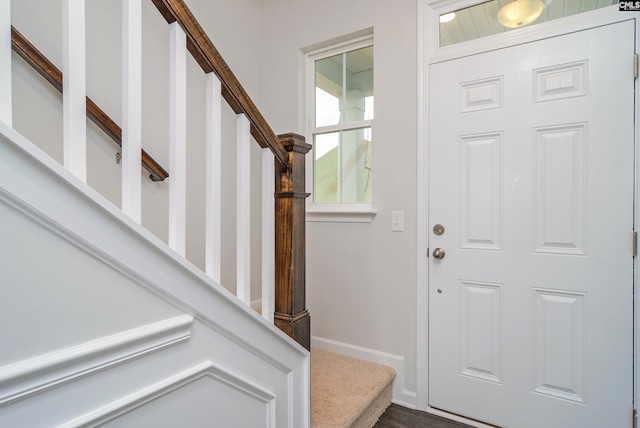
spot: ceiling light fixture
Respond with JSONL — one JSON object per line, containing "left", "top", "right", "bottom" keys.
{"left": 439, "top": 12, "right": 456, "bottom": 23}
{"left": 497, "top": 0, "right": 550, "bottom": 29}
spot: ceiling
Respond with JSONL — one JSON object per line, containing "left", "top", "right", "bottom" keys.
{"left": 440, "top": 0, "right": 618, "bottom": 46}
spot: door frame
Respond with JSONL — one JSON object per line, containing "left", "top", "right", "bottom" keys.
{"left": 416, "top": 2, "right": 640, "bottom": 426}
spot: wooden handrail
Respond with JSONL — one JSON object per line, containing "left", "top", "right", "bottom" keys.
{"left": 149, "top": 0, "right": 289, "bottom": 172}
{"left": 10, "top": 26, "right": 169, "bottom": 182}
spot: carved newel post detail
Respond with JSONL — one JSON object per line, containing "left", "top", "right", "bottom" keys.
{"left": 274, "top": 133, "right": 311, "bottom": 350}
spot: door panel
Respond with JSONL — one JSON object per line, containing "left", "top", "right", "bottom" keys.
{"left": 429, "top": 21, "right": 635, "bottom": 428}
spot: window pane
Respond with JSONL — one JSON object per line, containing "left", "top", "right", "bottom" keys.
{"left": 345, "top": 46, "right": 374, "bottom": 122}
{"left": 313, "top": 127, "right": 372, "bottom": 203}
{"left": 315, "top": 54, "right": 343, "bottom": 127}
{"left": 440, "top": 0, "right": 618, "bottom": 47}
{"left": 314, "top": 132, "right": 340, "bottom": 203}
{"left": 340, "top": 127, "right": 372, "bottom": 203}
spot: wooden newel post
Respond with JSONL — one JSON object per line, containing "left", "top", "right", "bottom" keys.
{"left": 274, "top": 133, "right": 311, "bottom": 350}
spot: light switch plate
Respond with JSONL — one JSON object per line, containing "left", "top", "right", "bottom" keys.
{"left": 391, "top": 211, "right": 404, "bottom": 232}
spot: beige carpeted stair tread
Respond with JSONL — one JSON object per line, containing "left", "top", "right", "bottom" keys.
{"left": 311, "top": 349, "right": 396, "bottom": 428}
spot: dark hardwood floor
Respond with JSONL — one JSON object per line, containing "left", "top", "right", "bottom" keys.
{"left": 374, "top": 404, "right": 474, "bottom": 428}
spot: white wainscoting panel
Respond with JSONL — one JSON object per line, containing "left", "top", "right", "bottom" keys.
{"left": 0, "top": 122, "right": 309, "bottom": 427}
{"left": 62, "top": 362, "right": 276, "bottom": 428}
{"left": 0, "top": 315, "right": 193, "bottom": 406}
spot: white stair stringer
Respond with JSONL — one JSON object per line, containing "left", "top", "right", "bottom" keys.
{"left": 0, "top": 122, "right": 310, "bottom": 428}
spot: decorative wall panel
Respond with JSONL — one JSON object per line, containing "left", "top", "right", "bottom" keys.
{"left": 533, "top": 288, "right": 587, "bottom": 403}
{"left": 460, "top": 281, "right": 503, "bottom": 384}
{"left": 459, "top": 133, "right": 503, "bottom": 251}
{"left": 533, "top": 124, "right": 587, "bottom": 255}
{"left": 459, "top": 76, "right": 503, "bottom": 113}
{"left": 534, "top": 61, "right": 588, "bottom": 103}
{"left": 64, "top": 362, "right": 276, "bottom": 428}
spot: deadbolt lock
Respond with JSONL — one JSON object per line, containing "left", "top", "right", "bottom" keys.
{"left": 433, "top": 224, "right": 445, "bottom": 236}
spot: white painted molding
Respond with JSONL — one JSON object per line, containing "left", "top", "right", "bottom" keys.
{"left": 311, "top": 336, "right": 417, "bottom": 409}
{"left": 306, "top": 204, "right": 378, "bottom": 223}
{"left": 415, "top": 0, "right": 430, "bottom": 412}
{"left": 634, "top": 10, "right": 640, "bottom": 422}
{"left": 60, "top": 361, "right": 277, "bottom": 428}
{"left": 0, "top": 315, "right": 193, "bottom": 406}
{"left": 0, "top": 0, "right": 11, "bottom": 127}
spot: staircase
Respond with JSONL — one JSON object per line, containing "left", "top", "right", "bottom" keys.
{"left": 1, "top": 0, "right": 311, "bottom": 426}
{"left": 0, "top": 1, "right": 398, "bottom": 426}
{"left": 311, "top": 349, "right": 395, "bottom": 428}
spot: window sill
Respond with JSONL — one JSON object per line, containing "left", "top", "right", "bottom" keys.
{"left": 306, "top": 204, "right": 377, "bottom": 223}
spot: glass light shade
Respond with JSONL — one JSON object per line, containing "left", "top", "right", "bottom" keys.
{"left": 439, "top": 12, "right": 456, "bottom": 23}
{"left": 497, "top": 0, "right": 544, "bottom": 29}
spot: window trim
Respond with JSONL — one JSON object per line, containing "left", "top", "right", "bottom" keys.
{"left": 304, "top": 34, "right": 377, "bottom": 223}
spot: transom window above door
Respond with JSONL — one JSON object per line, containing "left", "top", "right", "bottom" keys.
{"left": 439, "top": 0, "right": 619, "bottom": 47}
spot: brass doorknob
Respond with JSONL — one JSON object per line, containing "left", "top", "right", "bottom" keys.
{"left": 432, "top": 248, "right": 446, "bottom": 260}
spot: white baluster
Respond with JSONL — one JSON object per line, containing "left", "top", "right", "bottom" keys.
{"left": 63, "top": 0, "right": 86, "bottom": 182}
{"left": 262, "top": 148, "right": 275, "bottom": 323}
{"left": 168, "top": 22, "right": 186, "bottom": 256}
{"left": 205, "top": 72, "right": 221, "bottom": 283}
{"left": 122, "top": 0, "right": 142, "bottom": 223}
{"left": 237, "top": 113, "right": 251, "bottom": 305}
{"left": 0, "top": 0, "right": 11, "bottom": 126}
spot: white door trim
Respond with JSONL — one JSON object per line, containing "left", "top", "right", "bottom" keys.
{"left": 416, "top": 1, "right": 640, "bottom": 423}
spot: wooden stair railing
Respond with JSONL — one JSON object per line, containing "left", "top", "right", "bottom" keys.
{"left": 10, "top": 26, "right": 169, "bottom": 182}
{"left": 150, "top": 0, "right": 289, "bottom": 172}
{"left": 6, "top": 1, "right": 310, "bottom": 350}
{"left": 148, "top": 0, "right": 311, "bottom": 350}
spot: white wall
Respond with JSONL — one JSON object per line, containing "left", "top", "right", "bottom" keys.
{"left": 258, "top": 0, "right": 419, "bottom": 399}
{"left": 10, "top": 0, "right": 267, "bottom": 301}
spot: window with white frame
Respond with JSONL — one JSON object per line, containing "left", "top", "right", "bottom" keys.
{"left": 306, "top": 37, "right": 374, "bottom": 215}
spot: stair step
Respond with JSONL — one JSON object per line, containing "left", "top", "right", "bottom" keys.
{"left": 311, "top": 349, "right": 396, "bottom": 428}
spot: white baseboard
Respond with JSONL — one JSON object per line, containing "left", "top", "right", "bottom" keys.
{"left": 310, "top": 336, "right": 417, "bottom": 409}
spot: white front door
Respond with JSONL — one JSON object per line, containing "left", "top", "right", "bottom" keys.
{"left": 428, "top": 21, "right": 635, "bottom": 428}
